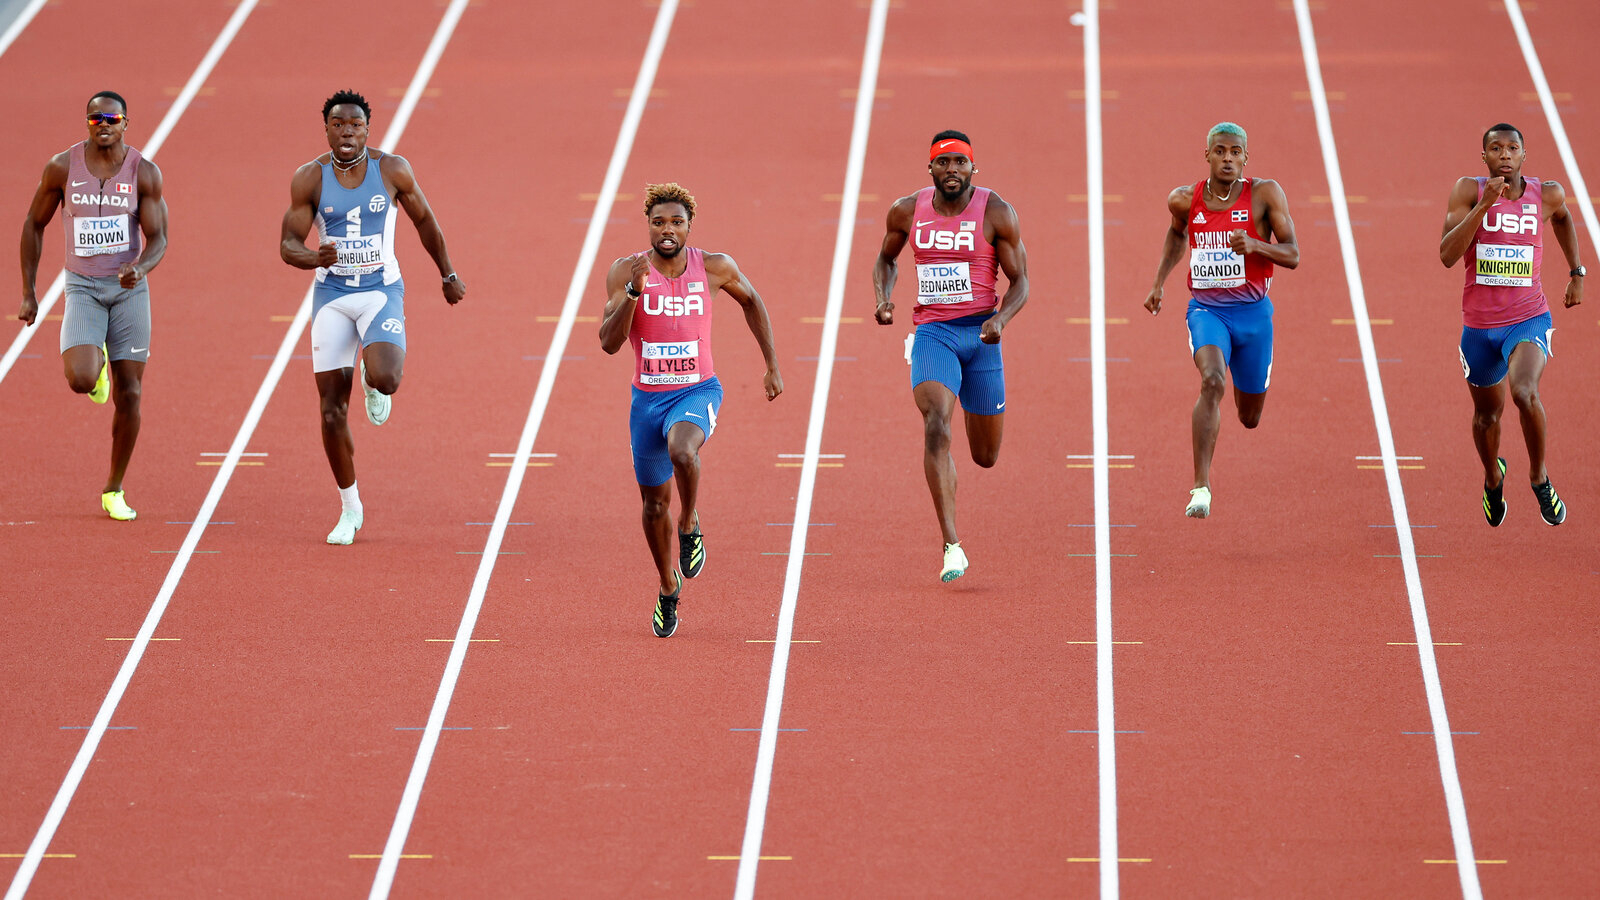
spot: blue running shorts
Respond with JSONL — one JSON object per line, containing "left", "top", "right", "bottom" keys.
{"left": 629, "top": 376, "right": 724, "bottom": 486}
{"left": 1186, "top": 296, "right": 1274, "bottom": 394}
{"left": 908, "top": 314, "right": 1006, "bottom": 414}
{"left": 1459, "top": 311, "right": 1553, "bottom": 387}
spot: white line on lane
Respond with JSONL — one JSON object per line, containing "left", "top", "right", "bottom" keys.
{"left": 1080, "top": 2, "right": 1119, "bottom": 897}
{"left": 1504, "top": 0, "right": 1600, "bottom": 261}
{"left": 1291, "top": 2, "right": 1481, "bottom": 898}
{"left": 0, "top": 3, "right": 463, "bottom": 897}
{"left": 0, "top": 0, "right": 259, "bottom": 387}
{"left": 366, "top": 2, "right": 680, "bottom": 897}
{"left": 732, "top": 1, "right": 888, "bottom": 897}
{"left": 0, "top": 0, "right": 47, "bottom": 59}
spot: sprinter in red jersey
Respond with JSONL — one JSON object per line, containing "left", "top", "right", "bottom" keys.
{"left": 1440, "top": 123, "right": 1583, "bottom": 527}
{"left": 1145, "top": 122, "right": 1299, "bottom": 519}
{"left": 874, "top": 130, "right": 1030, "bottom": 583}
{"left": 600, "top": 183, "right": 783, "bottom": 637}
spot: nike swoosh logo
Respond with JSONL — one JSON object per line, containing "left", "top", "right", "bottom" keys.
{"left": 645, "top": 280, "right": 662, "bottom": 287}
{"left": 684, "top": 412, "right": 702, "bottom": 418}
{"left": 130, "top": 347, "right": 146, "bottom": 353}
{"left": 915, "top": 220, "right": 935, "bottom": 227}
{"left": 997, "top": 402, "right": 1005, "bottom": 410}
{"left": 72, "top": 180, "right": 89, "bottom": 187}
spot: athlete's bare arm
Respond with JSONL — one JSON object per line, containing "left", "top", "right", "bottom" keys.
{"left": 119, "top": 158, "right": 168, "bottom": 289}
{"left": 16, "top": 152, "right": 69, "bottom": 325}
{"left": 980, "top": 192, "right": 1028, "bottom": 345}
{"left": 1542, "top": 179, "right": 1584, "bottom": 308}
{"left": 1236, "top": 178, "right": 1299, "bottom": 269}
{"left": 872, "top": 195, "right": 917, "bottom": 325}
{"left": 1440, "top": 175, "right": 1507, "bottom": 267}
{"left": 279, "top": 161, "right": 337, "bottom": 271}
{"left": 384, "top": 154, "right": 464, "bottom": 305}
{"left": 1143, "top": 185, "right": 1193, "bottom": 316}
{"left": 706, "top": 252, "right": 783, "bottom": 401}
{"left": 598, "top": 254, "right": 645, "bottom": 355}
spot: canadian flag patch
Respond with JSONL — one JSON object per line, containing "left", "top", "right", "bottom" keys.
{"left": 1232, "top": 209, "right": 1248, "bottom": 222}
{"left": 1193, "top": 211, "right": 1206, "bottom": 224}
{"left": 116, "top": 183, "right": 132, "bottom": 194}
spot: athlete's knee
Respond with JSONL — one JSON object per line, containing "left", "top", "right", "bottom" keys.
{"left": 971, "top": 445, "right": 1000, "bottom": 468}
{"left": 668, "top": 443, "right": 699, "bottom": 473}
{"left": 1472, "top": 408, "right": 1500, "bottom": 432}
{"left": 65, "top": 369, "right": 98, "bottom": 394}
{"left": 366, "top": 368, "right": 402, "bottom": 395}
{"left": 320, "top": 397, "right": 349, "bottom": 429}
{"left": 111, "top": 376, "right": 141, "bottom": 407}
{"left": 1238, "top": 406, "right": 1263, "bottom": 429}
{"left": 1198, "top": 369, "right": 1227, "bottom": 400}
{"left": 1509, "top": 382, "right": 1541, "bottom": 413}
{"left": 923, "top": 413, "right": 952, "bottom": 454}
{"left": 641, "top": 492, "right": 671, "bottom": 520}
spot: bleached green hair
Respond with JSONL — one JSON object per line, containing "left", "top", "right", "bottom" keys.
{"left": 1206, "top": 121, "right": 1248, "bottom": 147}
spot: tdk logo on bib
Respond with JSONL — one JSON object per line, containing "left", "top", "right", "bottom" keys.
{"left": 1483, "top": 212, "right": 1538, "bottom": 234}
{"left": 642, "top": 294, "right": 705, "bottom": 316}
{"left": 914, "top": 227, "right": 976, "bottom": 251}
{"left": 642, "top": 340, "right": 698, "bottom": 359}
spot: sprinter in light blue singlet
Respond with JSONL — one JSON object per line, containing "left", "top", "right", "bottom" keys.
{"left": 279, "top": 89, "right": 465, "bottom": 545}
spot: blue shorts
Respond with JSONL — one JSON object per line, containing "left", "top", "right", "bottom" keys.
{"left": 629, "top": 376, "right": 724, "bottom": 486}
{"left": 1459, "top": 311, "right": 1553, "bottom": 387}
{"left": 1186, "top": 297, "right": 1274, "bottom": 394}
{"left": 908, "top": 315, "right": 1006, "bottom": 414}
{"left": 310, "top": 280, "right": 406, "bottom": 372}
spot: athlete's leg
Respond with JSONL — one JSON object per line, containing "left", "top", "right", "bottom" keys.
{"left": 360, "top": 341, "right": 405, "bottom": 395}
{"left": 915, "top": 380, "right": 961, "bottom": 545}
{"left": 667, "top": 421, "right": 706, "bottom": 536}
{"left": 316, "top": 368, "right": 357, "bottom": 488}
{"left": 1191, "top": 345, "right": 1227, "bottom": 490}
{"left": 1505, "top": 340, "right": 1550, "bottom": 485}
{"left": 1468, "top": 381, "right": 1507, "bottom": 490}
{"left": 104, "top": 360, "right": 145, "bottom": 492}
{"left": 1233, "top": 388, "right": 1266, "bottom": 430}
{"left": 639, "top": 480, "right": 678, "bottom": 595}
{"left": 62, "top": 345, "right": 104, "bottom": 393}
{"left": 963, "top": 411, "right": 1004, "bottom": 468}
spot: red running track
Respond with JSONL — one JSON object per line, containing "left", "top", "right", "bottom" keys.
{"left": 1, "top": 0, "right": 1596, "bottom": 897}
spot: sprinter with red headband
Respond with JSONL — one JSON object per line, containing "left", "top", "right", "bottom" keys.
{"left": 873, "top": 130, "right": 1030, "bottom": 583}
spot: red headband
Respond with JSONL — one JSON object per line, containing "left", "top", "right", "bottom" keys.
{"left": 929, "top": 139, "right": 975, "bottom": 164}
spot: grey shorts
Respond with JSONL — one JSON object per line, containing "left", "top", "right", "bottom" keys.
{"left": 61, "top": 271, "right": 152, "bottom": 363}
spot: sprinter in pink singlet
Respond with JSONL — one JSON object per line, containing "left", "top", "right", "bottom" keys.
{"left": 17, "top": 91, "right": 168, "bottom": 521}
{"left": 874, "top": 130, "right": 1031, "bottom": 583}
{"left": 600, "top": 183, "right": 783, "bottom": 637}
{"left": 1440, "top": 123, "right": 1584, "bottom": 527}
{"left": 1145, "top": 122, "right": 1299, "bottom": 519}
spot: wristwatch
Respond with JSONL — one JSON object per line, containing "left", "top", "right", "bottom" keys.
{"left": 442, "top": 272, "right": 459, "bottom": 284}
{"left": 625, "top": 281, "right": 641, "bottom": 298}
{"left": 1572, "top": 266, "right": 1587, "bottom": 278}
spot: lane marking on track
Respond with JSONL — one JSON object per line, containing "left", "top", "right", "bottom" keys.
{"left": 1405, "top": 732, "right": 1479, "bottom": 735}
{"left": 1504, "top": 0, "right": 1600, "bottom": 262}
{"left": 0, "top": 1, "right": 260, "bottom": 391}
{"left": 1334, "top": 318, "right": 1391, "bottom": 324}
{"left": 729, "top": 728, "right": 806, "bottom": 732}
{"left": 1077, "top": 5, "right": 1120, "bottom": 897}
{"left": 1068, "top": 858, "right": 1151, "bottom": 864}
{"left": 105, "top": 638, "right": 180, "bottom": 642}
{"left": 735, "top": 4, "right": 888, "bottom": 897}
{"left": 423, "top": 639, "right": 500, "bottom": 643}
{"left": 59, "top": 726, "right": 134, "bottom": 731}
{"left": 1067, "top": 641, "right": 1142, "bottom": 645}
{"left": 367, "top": 5, "right": 677, "bottom": 898}
{"left": 1068, "top": 730, "right": 1144, "bottom": 734}
{"left": 1293, "top": 3, "right": 1482, "bottom": 897}
{"left": 712, "top": 856, "right": 790, "bottom": 861}
{"left": 1390, "top": 642, "right": 1462, "bottom": 646}
{"left": 1068, "top": 317, "right": 1128, "bottom": 324}
{"left": 0, "top": 0, "right": 49, "bottom": 60}
{"left": 746, "top": 640, "right": 820, "bottom": 644}
{"left": 352, "top": 855, "right": 431, "bottom": 860}
{"left": 2, "top": 5, "right": 465, "bottom": 900}
{"left": 1425, "top": 859, "right": 1507, "bottom": 864}
{"left": 0, "top": 856, "right": 72, "bottom": 861}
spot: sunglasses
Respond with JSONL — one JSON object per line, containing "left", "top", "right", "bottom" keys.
{"left": 86, "top": 112, "right": 127, "bottom": 126}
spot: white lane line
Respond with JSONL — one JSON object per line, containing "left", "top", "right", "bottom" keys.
{"left": 1504, "top": 0, "right": 1600, "bottom": 261}
{"left": 1080, "top": 2, "right": 1119, "bottom": 897}
{"left": 1291, "top": 3, "right": 1482, "bottom": 898}
{"left": 2, "top": 4, "right": 265, "bottom": 895}
{"left": 732, "top": 1, "right": 888, "bottom": 896}
{"left": 0, "top": 0, "right": 258, "bottom": 388}
{"left": 365, "top": 3, "right": 679, "bottom": 898}
{"left": 0, "top": 0, "right": 47, "bottom": 59}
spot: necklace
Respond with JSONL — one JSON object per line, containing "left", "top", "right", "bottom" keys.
{"left": 332, "top": 152, "right": 366, "bottom": 171}
{"left": 1205, "top": 178, "right": 1237, "bottom": 204}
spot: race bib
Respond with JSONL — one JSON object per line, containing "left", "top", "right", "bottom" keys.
{"left": 916, "top": 261, "right": 973, "bottom": 305}
{"left": 328, "top": 233, "right": 385, "bottom": 276}
{"left": 72, "top": 214, "right": 130, "bottom": 257}
{"left": 639, "top": 339, "right": 700, "bottom": 385}
{"left": 639, "top": 372, "right": 702, "bottom": 386}
{"left": 1189, "top": 246, "right": 1245, "bottom": 289}
{"left": 1475, "top": 243, "right": 1534, "bottom": 287}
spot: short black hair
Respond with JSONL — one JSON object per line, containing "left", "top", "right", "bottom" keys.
{"left": 88, "top": 91, "right": 127, "bottom": 114}
{"left": 323, "top": 90, "right": 371, "bottom": 122}
{"left": 931, "top": 129, "right": 971, "bottom": 146}
{"left": 1482, "top": 123, "right": 1523, "bottom": 148}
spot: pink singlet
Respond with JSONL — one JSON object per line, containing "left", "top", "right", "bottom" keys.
{"left": 62, "top": 141, "right": 143, "bottom": 278}
{"left": 629, "top": 247, "right": 715, "bottom": 391}
{"left": 1460, "top": 176, "right": 1548, "bottom": 328}
{"left": 909, "top": 186, "right": 999, "bottom": 325}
